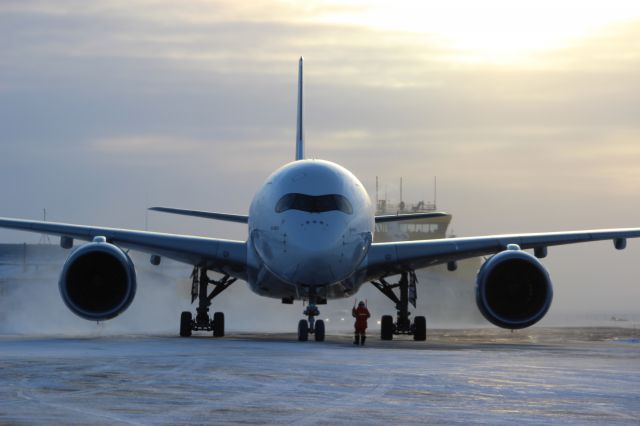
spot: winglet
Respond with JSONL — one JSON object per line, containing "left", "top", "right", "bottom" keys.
{"left": 295, "top": 56, "right": 305, "bottom": 160}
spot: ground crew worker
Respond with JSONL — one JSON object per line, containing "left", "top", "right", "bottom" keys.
{"left": 352, "top": 300, "right": 370, "bottom": 346}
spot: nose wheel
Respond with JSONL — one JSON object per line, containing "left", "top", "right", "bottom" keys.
{"left": 180, "top": 267, "right": 236, "bottom": 338}
{"left": 298, "top": 304, "right": 325, "bottom": 341}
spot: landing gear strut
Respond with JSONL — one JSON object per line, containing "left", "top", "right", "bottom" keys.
{"left": 298, "top": 299, "right": 325, "bottom": 342}
{"left": 180, "top": 266, "right": 236, "bottom": 337}
{"left": 371, "top": 271, "right": 426, "bottom": 341}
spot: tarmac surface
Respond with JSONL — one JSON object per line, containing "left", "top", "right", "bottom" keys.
{"left": 0, "top": 327, "right": 638, "bottom": 425}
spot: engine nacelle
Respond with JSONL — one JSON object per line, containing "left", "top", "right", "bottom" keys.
{"left": 476, "top": 248, "right": 553, "bottom": 329}
{"left": 59, "top": 240, "right": 137, "bottom": 321}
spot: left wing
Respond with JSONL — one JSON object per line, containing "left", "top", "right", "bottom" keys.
{"left": 365, "top": 228, "right": 640, "bottom": 279}
{"left": 374, "top": 212, "right": 448, "bottom": 223}
{"left": 0, "top": 217, "right": 247, "bottom": 278}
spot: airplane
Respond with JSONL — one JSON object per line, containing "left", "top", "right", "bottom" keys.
{"left": 1, "top": 57, "right": 639, "bottom": 342}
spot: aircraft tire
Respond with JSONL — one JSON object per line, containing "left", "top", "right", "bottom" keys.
{"left": 213, "top": 312, "right": 225, "bottom": 337}
{"left": 413, "top": 316, "right": 426, "bottom": 341}
{"left": 298, "top": 319, "right": 309, "bottom": 341}
{"left": 381, "top": 315, "right": 394, "bottom": 340}
{"left": 180, "top": 311, "right": 192, "bottom": 337}
{"left": 314, "top": 320, "right": 325, "bottom": 342}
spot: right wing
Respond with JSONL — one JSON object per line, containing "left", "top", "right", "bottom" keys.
{"left": 365, "top": 228, "right": 640, "bottom": 280}
{"left": 0, "top": 217, "right": 247, "bottom": 279}
{"left": 149, "top": 207, "right": 249, "bottom": 224}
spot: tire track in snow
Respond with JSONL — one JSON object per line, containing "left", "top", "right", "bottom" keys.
{"left": 285, "top": 365, "right": 395, "bottom": 426}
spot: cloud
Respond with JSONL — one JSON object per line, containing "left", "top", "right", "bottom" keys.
{"left": 92, "top": 135, "right": 204, "bottom": 155}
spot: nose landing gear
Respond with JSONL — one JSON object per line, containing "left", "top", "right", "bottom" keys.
{"left": 298, "top": 303, "right": 325, "bottom": 341}
{"left": 180, "top": 267, "right": 236, "bottom": 337}
{"left": 371, "top": 271, "right": 427, "bottom": 341}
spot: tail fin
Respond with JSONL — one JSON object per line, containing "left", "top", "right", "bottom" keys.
{"left": 295, "top": 56, "right": 305, "bottom": 160}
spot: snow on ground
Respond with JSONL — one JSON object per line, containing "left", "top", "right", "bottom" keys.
{"left": 0, "top": 328, "right": 638, "bottom": 425}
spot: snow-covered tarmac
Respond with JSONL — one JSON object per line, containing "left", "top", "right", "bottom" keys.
{"left": 0, "top": 328, "right": 638, "bottom": 425}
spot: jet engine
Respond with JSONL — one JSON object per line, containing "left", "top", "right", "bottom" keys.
{"left": 475, "top": 247, "right": 553, "bottom": 329}
{"left": 59, "top": 238, "right": 137, "bottom": 321}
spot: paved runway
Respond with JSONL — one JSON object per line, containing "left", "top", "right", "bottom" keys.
{"left": 0, "top": 327, "right": 638, "bottom": 425}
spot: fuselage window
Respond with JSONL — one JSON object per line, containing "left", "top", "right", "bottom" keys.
{"left": 275, "top": 193, "right": 353, "bottom": 214}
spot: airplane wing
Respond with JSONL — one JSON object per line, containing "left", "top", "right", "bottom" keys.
{"left": 374, "top": 212, "right": 448, "bottom": 223}
{"left": 365, "top": 228, "right": 640, "bottom": 279}
{"left": 149, "top": 207, "right": 249, "bottom": 224}
{"left": 0, "top": 217, "right": 247, "bottom": 279}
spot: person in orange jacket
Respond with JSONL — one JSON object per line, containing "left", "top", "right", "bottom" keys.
{"left": 352, "top": 300, "right": 371, "bottom": 345}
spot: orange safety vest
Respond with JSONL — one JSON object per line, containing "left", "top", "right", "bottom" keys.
{"left": 352, "top": 306, "right": 371, "bottom": 332}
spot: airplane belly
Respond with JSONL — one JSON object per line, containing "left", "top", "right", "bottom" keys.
{"left": 246, "top": 261, "right": 368, "bottom": 301}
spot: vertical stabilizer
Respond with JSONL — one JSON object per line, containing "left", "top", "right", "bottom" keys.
{"left": 295, "top": 57, "right": 305, "bottom": 160}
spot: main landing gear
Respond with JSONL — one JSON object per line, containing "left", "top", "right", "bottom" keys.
{"left": 371, "top": 271, "right": 427, "bottom": 341}
{"left": 180, "top": 267, "right": 236, "bottom": 337}
{"left": 297, "top": 299, "right": 325, "bottom": 342}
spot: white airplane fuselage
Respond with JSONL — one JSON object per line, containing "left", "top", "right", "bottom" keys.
{"left": 247, "top": 159, "right": 374, "bottom": 301}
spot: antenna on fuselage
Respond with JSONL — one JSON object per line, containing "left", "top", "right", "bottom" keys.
{"left": 295, "top": 56, "right": 305, "bottom": 161}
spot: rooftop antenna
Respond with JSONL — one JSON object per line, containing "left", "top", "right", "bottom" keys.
{"left": 433, "top": 176, "right": 437, "bottom": 209}
{"left": 375, "top": 176, "right": 379, "bottom": 206}
{"left": 38, "top": 209, "right": 51, "bottom": 244}
{"left": 144, "top": 193, "right": 149, "bottom": 231}
{"left": 399, "top": 177, "right": 404, "bottom": 211}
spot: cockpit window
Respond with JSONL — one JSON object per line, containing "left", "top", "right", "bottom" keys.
{"left": 275, "top": 193, "right": 353, "bottom": 214}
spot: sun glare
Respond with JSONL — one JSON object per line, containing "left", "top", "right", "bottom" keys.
{"left": 317, "top": 0, "right": 640, "bottom": 64}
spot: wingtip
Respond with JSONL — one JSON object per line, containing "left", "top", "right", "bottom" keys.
{"left": 299, "top": 56, "right": 304, "bottom": 64}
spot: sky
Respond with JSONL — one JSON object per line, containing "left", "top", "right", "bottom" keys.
{"left": 1, "top": 0, "right": 639, "bottom": 315}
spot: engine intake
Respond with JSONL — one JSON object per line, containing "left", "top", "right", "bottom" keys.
{"left": 476, "top": 249, "right": 553, "bottom": 329}
{"left": 59, "top": 240, "right": 137, "bottom": 321}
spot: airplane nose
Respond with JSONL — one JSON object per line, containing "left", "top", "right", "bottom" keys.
{"left": 254, "top": 218, "right": 369, "bottom": 286}
{"left": 286, "top": 219, "right": 370, "bottom": 285}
